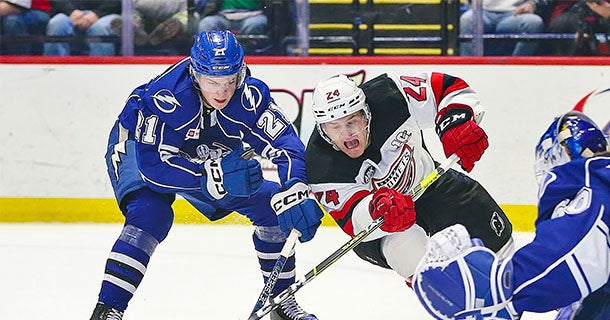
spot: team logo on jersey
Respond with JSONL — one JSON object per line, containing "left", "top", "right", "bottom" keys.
{"left": 490, "top": 211, "right": 505, "bottom": 237}
{"left": 357, "top": 159, "right": 378, "bottom": 185}
{"left": 391, "top": 130, "right": 412, "bottom": 148}
{"left": 371, "top": 145, "right": 415, "bottom": 193}
{"left": 152, "top": 89, "right": 181, "bottom": 113}
{"left": 196, "top": 143, "right": 230, "bottom": 162}
{"left": 241, "top": 84, "right": 263, "bottom": 112}
{"left": 363, "top": 166, "right": 375, "bottom": 184}
{"left": 551, "top": 187, "right": 592, "bottom": 219}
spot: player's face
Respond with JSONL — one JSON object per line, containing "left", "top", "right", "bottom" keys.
{"left": 322, "top": 111, "right": 369, "bottom": 158}
{"left": 197, "top": 74, "right": 238, "bottom": 110}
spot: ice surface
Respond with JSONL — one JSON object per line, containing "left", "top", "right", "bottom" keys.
{"left": 0, "top": 224, "right": 557, "bottom": 320}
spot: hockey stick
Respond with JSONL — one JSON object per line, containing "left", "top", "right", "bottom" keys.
{"left": 248, "top": 228, "right": 301, "bottom": 318}
{"left": 248, "top": 154, "right": 460, "bottom": 320}
{"left": 242, "top": 147, "right": 301, "bottom": 316}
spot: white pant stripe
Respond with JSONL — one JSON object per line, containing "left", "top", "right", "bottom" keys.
{"left": 256, "top": 251, "right": 281, "bottom": 260}
{"left": 108, "top": 252, "right": 147, "bottom": 275}
{"left": 262, "top": 269, "right": 296, "bottom": 279}
{"left": 103, "top": 274, "right": 136, "bottom": 294}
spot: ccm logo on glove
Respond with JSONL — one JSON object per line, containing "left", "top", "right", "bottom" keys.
{"left": 436, "top": 105, "right": 488, "bottom": 172}
{"left": 204, "top": 159, "right": 226, "bottom": 199}
{"left": 271, "top": 178, "right": 324, "bottom": 242}
{"left": 271, "top": 182, "right": 310, "bottom": 215}
{"left": 435, "top": 106, "right": 472, "bottom": 136}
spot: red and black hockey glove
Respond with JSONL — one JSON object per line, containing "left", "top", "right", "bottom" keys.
{"left": 436, "top": 105, "right": 488, "bottom": 172}
{"left": 369, "top": 187, "right": 416, "bottom": 233}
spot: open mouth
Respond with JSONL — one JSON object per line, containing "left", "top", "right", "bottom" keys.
{"left": 344, "top": 139, "right": 360, "bottom": 149}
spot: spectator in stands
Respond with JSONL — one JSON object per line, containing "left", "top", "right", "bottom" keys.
{"left": 44, "top": 0, "right": 121, "bottom": 56}
{"left": 460, "top": 0, "right": 545, "bottom": 56}
{"left": 110, "top": 0, "right": 190, "bottom": 49}
{"left": 198, "top": 0, "right": 268, "bottom": 54}
{"left": 0, "top": 0, "right": 50, "bottom": 55}
{"left": 590, "top": 0, "right": 610, "bottom": 18}
{"left": 546, "top": 0, "right": 610, "bottom": 55}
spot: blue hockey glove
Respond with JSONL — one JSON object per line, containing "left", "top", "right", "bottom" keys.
{"left": 270, "top": 178, "right": 324, "bottom": 243}
{"left": 413, "top": 224, "right": 517, "bottom": 320}
{"left": 201, "top": 149, "right": 262, "bottom": 199}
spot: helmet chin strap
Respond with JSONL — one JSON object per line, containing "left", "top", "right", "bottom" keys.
{"left": 316, "top": 124, "right": 340, "bottom": 151}
{"left": 364, "top": 122, "right": 371, "bottom": 150}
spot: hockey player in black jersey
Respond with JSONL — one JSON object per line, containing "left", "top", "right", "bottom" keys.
{"left": 304, "top": 73, "right": 515, "bottom": 289}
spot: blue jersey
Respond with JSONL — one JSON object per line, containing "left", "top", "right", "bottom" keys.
{"left": 117, "top": 57, "right": 306, "bottom": 194}
{"left": 510, "top": 156, "right": 610, "bottom": 313}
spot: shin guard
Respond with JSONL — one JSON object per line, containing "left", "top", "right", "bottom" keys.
{"left": 253, "top": 226, "right": 296, "bottom": 294}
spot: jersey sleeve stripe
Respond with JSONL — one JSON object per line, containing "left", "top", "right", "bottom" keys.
{"left": 513, "top": 205, "right": 607, "bottom": 296}
{"left": 329, "top": 189, "right": 370, "bottom": 237}
{"left": 566, "top": 254, "right": 592, "bottom": 298}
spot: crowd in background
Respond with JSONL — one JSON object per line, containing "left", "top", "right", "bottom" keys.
{"left": 1, "top": 0, "right": 610, "bottom": 56}
{"left": 460, "top": 0, "right": 610, "bottom": 56}
{"left": 0, "top": 0, "right": 289, "bottom": 55}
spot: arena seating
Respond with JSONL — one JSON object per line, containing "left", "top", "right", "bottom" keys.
{"left": 307, "top": 0, "right": 461, "bottom": 55}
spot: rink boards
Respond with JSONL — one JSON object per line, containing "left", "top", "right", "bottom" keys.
{"left": 1, "top": 56, "right": 609, "bottom": 232}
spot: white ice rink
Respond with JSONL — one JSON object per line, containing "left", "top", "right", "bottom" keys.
{"left": 1, "top": 223, "right": 558, "bottom": 320}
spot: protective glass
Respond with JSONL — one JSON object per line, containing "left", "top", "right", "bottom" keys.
{"left": 534, "top": 140, "right": 571, "bottom": 183}
{"left": 533, "top": 112, "right": 580, "bottom": 183}
{"left": 321, "top": 111, "right": 368, "bottom": 140}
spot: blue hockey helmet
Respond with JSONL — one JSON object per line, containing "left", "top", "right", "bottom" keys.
{"left": 535, "top": 111, "right": 610, "bottom": 182}
{"left": 190, "top": 30, "right": 246, "bottom": 87}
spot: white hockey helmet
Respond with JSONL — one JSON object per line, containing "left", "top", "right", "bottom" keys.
{"left": 311, "top": 74, "right": 371, "bottom": 147}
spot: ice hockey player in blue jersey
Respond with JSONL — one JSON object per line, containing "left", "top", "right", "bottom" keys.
{"left": 412, "top": 110, "right": 610, "bottom": 319}
{"left": 89, "top": 30, "right": 324, "bottom": 320}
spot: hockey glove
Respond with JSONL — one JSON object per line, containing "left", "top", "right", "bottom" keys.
{"left": 437, "top": 106, "right": 488, "bottom": 172}
{"left": 369, "top": 187, "right": 416, "bottom": 233}
{"left": 270, "top": 178, "right": 324, "bottom": 243}
{"left": 201, "top": 149, "right": 262, "bottom": 200}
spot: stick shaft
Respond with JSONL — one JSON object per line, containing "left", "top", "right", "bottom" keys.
{"left": 248, "top": 228, "right": 301, "bottom": 318}
{"left": 250, "top": 154, "right": 459, "bottom": 320}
